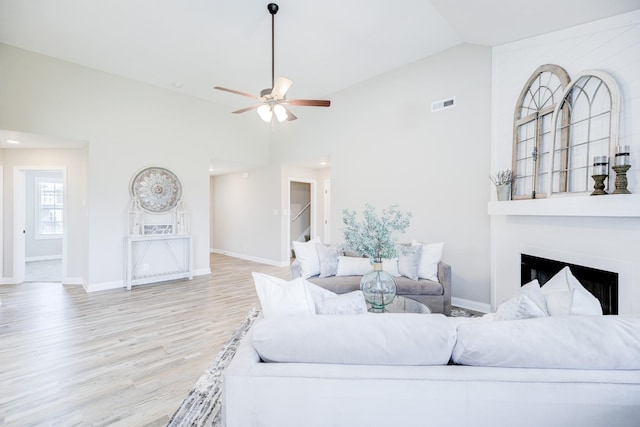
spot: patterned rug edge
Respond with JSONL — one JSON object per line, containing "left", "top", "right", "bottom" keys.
{"left": 167, "top": 307, "right": 261, "bottom": 427}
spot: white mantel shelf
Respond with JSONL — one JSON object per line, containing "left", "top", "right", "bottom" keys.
{"left": 488, "top": 194, "right": 640, "bottom": 217}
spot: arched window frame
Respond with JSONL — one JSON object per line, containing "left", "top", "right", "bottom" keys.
{"left": 548, "top": 70, "right": 621, "bottom": 196}
{"left": 512, "top": 64, "right": 570, "bottom": 200}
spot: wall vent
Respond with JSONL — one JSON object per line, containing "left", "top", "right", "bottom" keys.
{"left": 431, "top": 97, "right": 456, "bottom": 112}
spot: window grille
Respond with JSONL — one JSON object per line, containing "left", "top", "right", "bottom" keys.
{"left": 512, "top": 65, "right": 570, "bottom": 199}
{"left": 36, "top": 178, "right": 64, "bottom": 238}
{"left": 550, "top": 71, "right": 621, "bottom": 194}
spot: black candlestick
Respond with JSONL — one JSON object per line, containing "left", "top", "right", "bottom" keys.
{"left": 612, "top": 165, "right": 631, "bottom": 194}
{"left": 591, "top": 174, "right": 608, "bottom": 196}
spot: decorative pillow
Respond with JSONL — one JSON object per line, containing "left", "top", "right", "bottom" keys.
{"left": 541, "top": 266, "right": 602, "bottom": 316}
{"left": 382, "top": 258, "right": 401, "bottom": 277}
{"left": 316, "top": 244, "right": 342, "bottom": 278}
{"left": 251, "top": 273, "right": 316, "bottom": 319}
{"left": 292, "top": 237, "right": 321, "bottom": 278}
{"left": 398, "top": 245, "right": 422, "bottom": 281}
{"left": 494, "top": 294, "right": 547, "bottom": 321}
{"left": 452, "top": 315, "right": 640, "bottom": 369}
{"left": 336, "top": 256, "right": 371, "bottom": 276}
{"left": 253, "top": 313, "right": 457, "bottom": 366}
{"left": 412, "top": 240, "right": 444, "bottom": 282}
{"left": 305, "top": 281, "right": 367, "bottom": 315}
{"left": 520, "top": 279, "right": 548, "bottom": 315}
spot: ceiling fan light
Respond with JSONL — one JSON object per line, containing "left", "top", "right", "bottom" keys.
{"left": 257, "top": 104, "right": 273, "bottom": 122}
{"left": 273, "top": 104, "right": 288, "bottom": 122}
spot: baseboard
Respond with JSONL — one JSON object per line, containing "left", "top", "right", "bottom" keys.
{"left": 86, "top": 270, "right": 211, "bottom": 293}
{"left": 452, "top": 297, "right": 491, "bottom": 314}
{"left": 210, "top": 248, "right": 289, "bottom": 267}
{"left": 25, "top": 255, "right": 63, "bottom": 262}
{"left": 1, "top": 277, "right": 15, "bottom": 285}
{"left": 62, "top": 277, "right": 85, "bottom": 286}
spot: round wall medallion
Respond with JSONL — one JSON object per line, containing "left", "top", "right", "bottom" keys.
{"left": 130, "top": 167, "right": 183, "bottom": 213}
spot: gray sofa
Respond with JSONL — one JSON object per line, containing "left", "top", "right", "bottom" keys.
{"left": 291, "top": 258, "right": 452, "bottom": 315}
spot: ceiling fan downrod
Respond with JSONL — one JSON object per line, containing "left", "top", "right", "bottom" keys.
{"left": 268, "top": 3, "right": 279, "bottom": 90}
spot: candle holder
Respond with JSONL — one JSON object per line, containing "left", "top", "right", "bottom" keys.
{"left": 591, "top": 175, "right": 608, "bottom": 196}
{"left": 612, "top": 164, "right": 631, "bottom": 194}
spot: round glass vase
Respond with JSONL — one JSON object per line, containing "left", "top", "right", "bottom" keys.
{"left": 360, "top": 260, "right": 397, "bottom": 312}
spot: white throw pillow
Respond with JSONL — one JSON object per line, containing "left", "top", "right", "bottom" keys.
{"left": 412, "top": 239, "right": 444, "bottom": 282}
{"left": 398, "top": 245, "right": 422, "bottom": 281}
{"left": 520, "top": 279, "right": 548, "bottom": 315}
{"left": 494, "top": 294, "right": 547, "bottom": 321}
{"left": 382, "top": 258, "right": 401, "bottom": 277}
{"left": 253, "top": 313, "right": 458, "bottom": 366}
{"left": 336, "top": 256, "right": 371, "bottom": 276}
{"left": 251, "top": 273, "right": 316, "bottom": 319}
{"left": 292, "top": 237, "right": 321, "bottom": 278}
{"left": 452, "top": 315, "right": 640, "bottom": 369}
{"left": 305, "top": 281, "right": 367, "bottom": 315}
{"left": 316, "top": 244, "right": 342, "bottom": 278}
{"left": 541, "top": 266, "right": 602, "bottom": 316}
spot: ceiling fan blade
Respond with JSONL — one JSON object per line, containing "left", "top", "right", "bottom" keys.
{"left": 232, "top": 105, "right": 262, "bottom": 114}
{"left": 284, "top": 106, "right": 297, "bottom": 121}
{"left": 271, "top": 77, "right": 293, "bottom": 99}
{"left": 285, "top": 99, "right": 331, "bottom": 107}
{"left": 214, "top": 86, "right": 259, "bottom": 100}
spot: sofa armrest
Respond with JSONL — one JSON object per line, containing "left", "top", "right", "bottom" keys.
{"left": 438, "top": 261, "right": 452, "bottom": 316}
{"left": 290, "top": 258, "right": 302, "bottom": 279}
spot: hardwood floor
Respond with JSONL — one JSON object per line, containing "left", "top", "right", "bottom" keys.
{"left": 0, "top": 253, "right": 290, "bottom": 427}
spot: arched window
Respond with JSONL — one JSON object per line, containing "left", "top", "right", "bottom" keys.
{"left": 550, "top": 71, "right": 621, "bottom": 194}
{"left": 512, "top": 65, "right": 570, "bottom": 199}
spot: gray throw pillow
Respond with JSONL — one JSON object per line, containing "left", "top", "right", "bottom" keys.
{"left": 398, "top": 245, "right": 422, "bottom": 281}
{"left": 316, "top": 244, "right": 342, "bottom": 278}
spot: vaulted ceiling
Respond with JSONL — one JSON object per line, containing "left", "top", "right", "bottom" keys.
{"left": 2, "top": 0, "right": 638, "bottom": 113}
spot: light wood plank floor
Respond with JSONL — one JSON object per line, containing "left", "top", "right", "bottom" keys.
{"left": 0, "top": 253, "right": 290, "bottom": 427}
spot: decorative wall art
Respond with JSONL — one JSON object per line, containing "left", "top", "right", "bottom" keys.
{"left": 130, "top": 166, "right": 183, "bottom": 213}
{"left": 127, "top": 166, "right": 188, "bottom": 236}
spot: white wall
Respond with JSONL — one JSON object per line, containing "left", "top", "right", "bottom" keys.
{"left": 0, "top": 43, "right": 268, "bottom": 289}
{"left": 271, "top": 43, "right": 493, "bottom": 307}
{"left": 210, "top": 165, "right": 283, "bottom": 265}
{"left": 491, "top": 11, "right": 640, "bottom": 314}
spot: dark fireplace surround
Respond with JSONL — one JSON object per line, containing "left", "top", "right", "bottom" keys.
{"left": 521, "top": 254, "right": 618, "bottom": 315}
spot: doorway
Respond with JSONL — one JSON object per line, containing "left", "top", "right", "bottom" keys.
{"left": 14, "top": 167, "right": 66, "bottom": 283}
{"left": 290, "top": 181, "right": 312, "bottom": 243}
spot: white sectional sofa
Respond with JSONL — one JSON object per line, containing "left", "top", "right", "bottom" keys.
{"left": 223, "top": 313, "right": 640, "bottom": 427}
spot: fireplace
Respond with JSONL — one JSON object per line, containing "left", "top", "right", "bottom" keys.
{"left": 521, "top": 254, "right": 618, "bottom": 315}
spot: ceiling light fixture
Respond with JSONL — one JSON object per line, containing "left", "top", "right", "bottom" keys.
{"left": 6, "top": 139, "right": 21, "bottom": 144}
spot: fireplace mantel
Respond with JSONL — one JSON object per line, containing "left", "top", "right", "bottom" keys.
{"left": 488, "top": 194, "right": 640, "bottom": 217}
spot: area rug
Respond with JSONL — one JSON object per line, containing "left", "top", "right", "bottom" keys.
{"left": 167, "top": 307, "right": 261, "bottom": 427}
{"left": 168, "top": 305, "right": 481, "bottom": 426}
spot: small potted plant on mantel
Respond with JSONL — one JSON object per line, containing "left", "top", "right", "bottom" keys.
{"left": 490, "top": 169, "right": 514, "bottom": 201}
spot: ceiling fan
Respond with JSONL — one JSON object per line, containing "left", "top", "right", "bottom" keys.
{"left": 214, "top": 3, "right": 330, "bottom": 122}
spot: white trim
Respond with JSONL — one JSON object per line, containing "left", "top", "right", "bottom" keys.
{"left": 25, "top": 255, "right": 63, "bottom": 262}
{"left": 488, "top": 194, "right": 640, "bottom": 217}
{"left": 452, "top": 297, "right": 491, "bottom": 314}
{"left": 210, "top": 248, "right": 290, "bottom": 268}
{"left": 85, "top": 268, "right": 211, "bottom": 292}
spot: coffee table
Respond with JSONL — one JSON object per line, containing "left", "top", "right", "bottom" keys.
{"left": 368, "top": 295, "right": 431, "bottom": 313}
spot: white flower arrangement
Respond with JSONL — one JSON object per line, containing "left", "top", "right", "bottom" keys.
{"left": 342, "top": 203, "right": 412, "bottom": 261}
{"left": 490, "top": 169, "right": 514, "bottom": 186}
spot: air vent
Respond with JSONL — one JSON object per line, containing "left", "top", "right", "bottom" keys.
{"left": 431, "top": 97, "right": 456, "bottom": 112}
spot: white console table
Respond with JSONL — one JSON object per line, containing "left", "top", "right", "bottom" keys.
{"left": 125, "top": 234, "right": 192, "bottom": 290}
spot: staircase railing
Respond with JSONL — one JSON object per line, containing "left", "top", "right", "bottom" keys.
{"left": 291, "top": 202, "right": 311, "bottom": 223}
